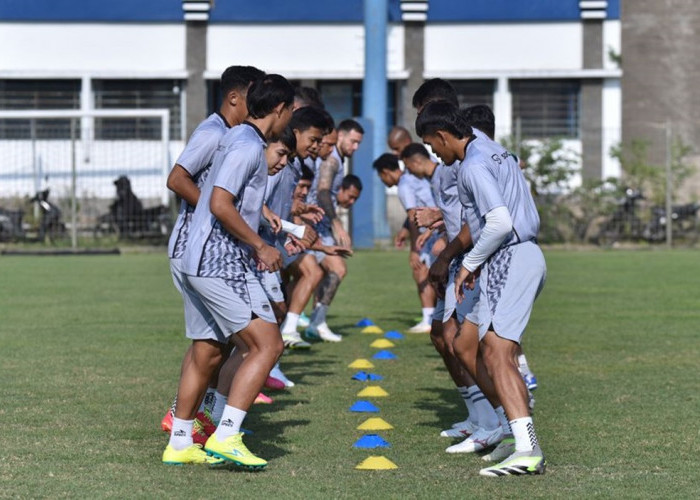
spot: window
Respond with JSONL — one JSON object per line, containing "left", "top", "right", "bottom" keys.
{"left": 93, "top": 80, "right": 182, "bottom": 140}
{"left": 511, "top": 79, "right": 580, "bottom": 138}
{"left": 450, "top": 80, "right": 495, "bottom": 108}
{"left": 317, "top": 80, "right": 397, "bottom": 129}
{"left": 0, "top": 79, "right": 80, "bottom": 139}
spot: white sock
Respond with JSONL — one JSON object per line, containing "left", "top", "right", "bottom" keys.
{"left": 281, "top": 312, "right": 300, "bottom": 334}
{"left": 169, "top": 417, "right": 193, "bottom": 450}
{"left": 517, "top": 354, "right": 532, "bottom": 376}
{"left": 421, "top": 307, "right": 435, "bottom": 324}
{"left": 199, "top": 387, "right": 216, "bottom": 413}
{"left": 469, "top": 387, "right": 499, "bottom": 430}
{"left": 510, "top": 416, "right": 539, "bottom": 452}
{"left": 310, "top": 304, "right": 328, "bottom": 327}
{"left": 210, "top": 391, "right": 227, "bottom": 425}
{"left": 458, "top": 386, "right": 476, "bottom": 423}
{"left": 214, "top": 405, "right": 247, "bottom": 441}
{"left": 495, "top": 405, "right": 512, "bottom": 434}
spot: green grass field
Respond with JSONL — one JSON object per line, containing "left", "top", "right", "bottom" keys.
{"left": 0, "top": 249, "right": 698, "bottom": 499}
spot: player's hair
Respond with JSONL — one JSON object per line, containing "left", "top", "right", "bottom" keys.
{"left": 276, "top": 125, "right": 297, "bottom": 153}
{"left": 246, "top": 74, "right": 295, "bottom": 119}
{"left": 290, "top": 106, "right": 335, "bottom": 134}
{"left": 461, "top": 104, "right": 495, "bottom": 140}
{"left": 399, "top": 143, "right": 431, "bottom": 161}
{"left": 415, "top": 101, "right": 472, "bottom": 139}
{"left": 337, "top": 119, "right": 365, "bottom": 135}
{"left": 341, "top": 174, "right": 363, "bottom": 191}
{"left": 294, "top": 86, "right": 325, "bottom": 109}
{"left": 300, "top": 163, "right": 315, "bottom": 182}
{"left": 220, "top": 66, "right": 265, "bottom": 95}
{"left": 372, "top": 153, "right": 401, "bottom": 173}
{"left": 412, "top": 78, "right": 459, "bottom": 110}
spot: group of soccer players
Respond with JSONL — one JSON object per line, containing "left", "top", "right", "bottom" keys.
{"left": 160, "top": 66, "right": 547, "bottom": 477}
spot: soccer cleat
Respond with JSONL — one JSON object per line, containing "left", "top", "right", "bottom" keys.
{"left": 479, "top": 447, "right": 546, "bottom": 477}
{"left": 406, "top": 321, "right": 431, "bottom": 334}
{"left": 305, "top": 323, "right": 342, "bottom": 342}
{"left": 445, "top": 426, "right": 504, "bottom": 454}
{"left": 297, "top": 312, "right": 310, "bottom": 329}
{"left": 204, "top": 432, "right": 267, "bottom": 470}
{"left": 161, "top": 410, "right": 174, "bottom": 433}
{"left": 269, "top": 363, "right": 295, "bottom": 388}
{"left": 282, "top": 333, "right": 312, "bottom": 350}
{"left": 481, "top": 435, "right": 516, "bottom": 462}
{"left": 254, "top": 392, "right": 273, "bottom": 404}
{"left": 440, "top": 419, "right": 479, "bottom": 438}
{"left": 523, "top": 373, "right": 538, "bottom": 391}
{"left": 192, "top": 420, "right": 209, "bottom": 446}
{"left": 162, "top": 443, "right": 224, "bottom": 466}
{"left": 195, "top": 410, "right": 217, "bottom": 436}
{"left": 265, "top": 375, "right": 286, "bottom": 391}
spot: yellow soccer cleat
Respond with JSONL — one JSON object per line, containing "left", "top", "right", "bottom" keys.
{"left": 162, "top": 443, "right": 224, "bottom": 466}
{"left": 205, "top": 432, "right": 268, "bottom": 470}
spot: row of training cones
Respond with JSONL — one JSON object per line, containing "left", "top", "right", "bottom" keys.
{"left": 349, "top": 318, "right": 400, "bottom": 470}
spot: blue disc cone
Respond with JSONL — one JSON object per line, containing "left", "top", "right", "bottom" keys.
{"left": 372, "top": 350, "right": 397, "bottom": 360}
{"left": 353, "top": 434, "right": 391, "bottom": 448}
{"left": 356, "top": 318, "right": 375, "bottom": 327}
{"left": 349, "top": 400, "right": 380, "bottom": 413}
{"left": 367, "top": 373, "right": 384, "bottom": 381}
{"left": 384, "top": 330, "right": 404, "bottom": 340}
{"left": 352, "top": 371, "right": 369, "bottom": 381}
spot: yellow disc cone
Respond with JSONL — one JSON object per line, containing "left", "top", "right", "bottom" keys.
{"left": 348, "top": 359, "right": 375, "bottom": 369}
{"left": 357, "top": 417, "right": 394, "bottom": 430}
{"left": 361, "top": 325, "right": 384, "bottom": 334}
{"left": 355, "top": 456, "right": 398, "bottom": 470}
{"left": 370, "top": 339, "right": 395, "bottom": 349}
{"left": 357, "top": 385, "right": 388, "bottom": 397}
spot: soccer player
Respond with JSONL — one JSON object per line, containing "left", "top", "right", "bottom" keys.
{"left": 162, "top": 65, "right": 265, "bottom": 440}
{"left": 163, "top": 74, "right": 295, "bottom": 468}
{"left": 304, "top": 119, "right": 364, "bottom": 341}
{"left": 372, "top": 153, "right": 439, "bottom": 333}
{"left": 416, "top": 100, "right": 547, "bottom": 476}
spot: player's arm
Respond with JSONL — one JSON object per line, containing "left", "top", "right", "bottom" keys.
{"left": 167, "top": 165, "right": 200, "bottom": 206}
{"left": 413, "top": 206, "right": 443, "bottom": 229}
{"left": 317, "top": 156, "right": 352, "bottom": 247}
{"left": 429, "top": 224, "right": 473, "bottom": 291}
{"left": 210, "top": 187, "right": 281, "bottom": 271}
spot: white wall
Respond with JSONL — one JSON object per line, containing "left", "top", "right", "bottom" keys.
{"left": 207, "top": 24, "right": 405, "bottom": 79}
{"left": 424, "top": 23, "right": 583, "bottom": 75}
{"left": 603, "top": 20, "right": 622, "bottom": 71}
{"left": 0, "top": 23, "right": 185, "bottom": 76}
{"left": 602, "top": 79, "right": 622, "bottom": 179}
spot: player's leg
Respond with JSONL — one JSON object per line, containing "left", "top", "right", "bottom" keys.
{"left": 280, "top": 253, "right": 321, "bottom": 349}
{"left": 407, "top": 259, "right": 436, "bottom": 333}
{"left": 305, "top": 254, "right": 346, "bottom": 342}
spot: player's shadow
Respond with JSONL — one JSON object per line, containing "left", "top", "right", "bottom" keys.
{"left": 412, "top": 386, "right": 465, "bottom": 431}
{"left": 239, "top": 418, "right": 312, "bottom": 461}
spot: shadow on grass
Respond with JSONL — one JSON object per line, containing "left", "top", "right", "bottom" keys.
{"left": 412, "top": 387, "right": 466, "bottom": 431}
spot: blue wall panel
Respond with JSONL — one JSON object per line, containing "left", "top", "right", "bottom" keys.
{"left": 0, "top": 0, "right": 182, "bottom": 22}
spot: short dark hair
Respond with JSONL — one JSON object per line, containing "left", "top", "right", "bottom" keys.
{"left": 400, "top": 143, "right": 431, "bottom": 161}
{"left": 461, "top": 104, "right": 495, "bottom": 140}
{"left": 276, "top": 126, "right": 296, "bottom": 153}
{"left": 341, "top": 174, "right": 363, "bottom": 191}
{"left": 372, "top": 153, "right": 400, "bottom": 173}
{"left": 415, "top": 101, "right": 472, "bottom": 139}
{"left": 290, "top": 106, "right": 335, "bottom": 134}
{"left": 220, "top": 66, "right": 265, "bottom": 95}
{"left": 246, "top": 74, "right": 295, "bottom": 119}
{"left": 294, "top": 86, "right": 325, "bottom": 109}
{"left": 412, "top": 78, "right": 459, "bottom": 110}
{"left": 337, "top": 119, "right": 364, "bottom": 135}
{"left": 300, "top": 163, "right": 315, "bottom": 182}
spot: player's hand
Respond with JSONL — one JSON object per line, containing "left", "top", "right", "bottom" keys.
{"left": 409, "top": 250, "right": 423, "bottom": 271}
{"left": 429, "top": 257, "right": 450, "bottom": 298}
{"left": 334, "top": 224, "right": 352, "bottom": 249}
{"left": 429, "top": 219, "right": 445, "bottom": 231}
{"left": 431, "top": 236, "right": 446, "bottom": 257}
{"left": 321, "top": 245, "right": 353, "bottom": 257}
{"left": 265, "top": 211, "right": 282, "bottom": 234}
{"left": 415, "top": 230, "right": 432, "bottom": 251}
{"left": 301, "top": 204, "right": 325, "bottom": 224}
{"left": 413, "top": 207, "right": 442, "bottom": 228}
{"left": 299, "top": 224, "right": 318, "bottom": 249}
{"left": 454, "top": 265, "right": 476, "bottom": 303}
{"left": 284, "top": 235, "right": 305, "bottom": 256}
{"left": 394, "top": 227, "right": 409, "bottom": 248}
{"left": 256, "top": 244, "right": 282, "bottom": 272}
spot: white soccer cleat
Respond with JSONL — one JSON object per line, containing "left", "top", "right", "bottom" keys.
{"left": 297, "top": 312, "right": 311, "bottom": 329}
{"left": 481, "top": 435, "right": 515, "bottom": 462}
{"left": 407, "top": 321, "right": 431, "bottom": 334}
{"left": 305, "top": 323, "right": 342, "bottom": 342}
{"left": 269, "top": 363, "right": 295, "bottom": 388}
{"left": 440, "top": 419, "right": 479, "bottom": 438}
{"left": 445, "top": 426, "right": 504, "bottom": 454}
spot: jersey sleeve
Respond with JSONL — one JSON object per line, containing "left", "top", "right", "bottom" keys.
{"left": 397, "top": 177, "right": 419, "bottom": 211}
{"left": 213, "top": 144, "right": 260, "bottom": 199}
{"left": 463, "top": 160, "right": 506, "bottom": 217}
{"left": 175, "top": 127, "right": 221, "bottom": 176}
